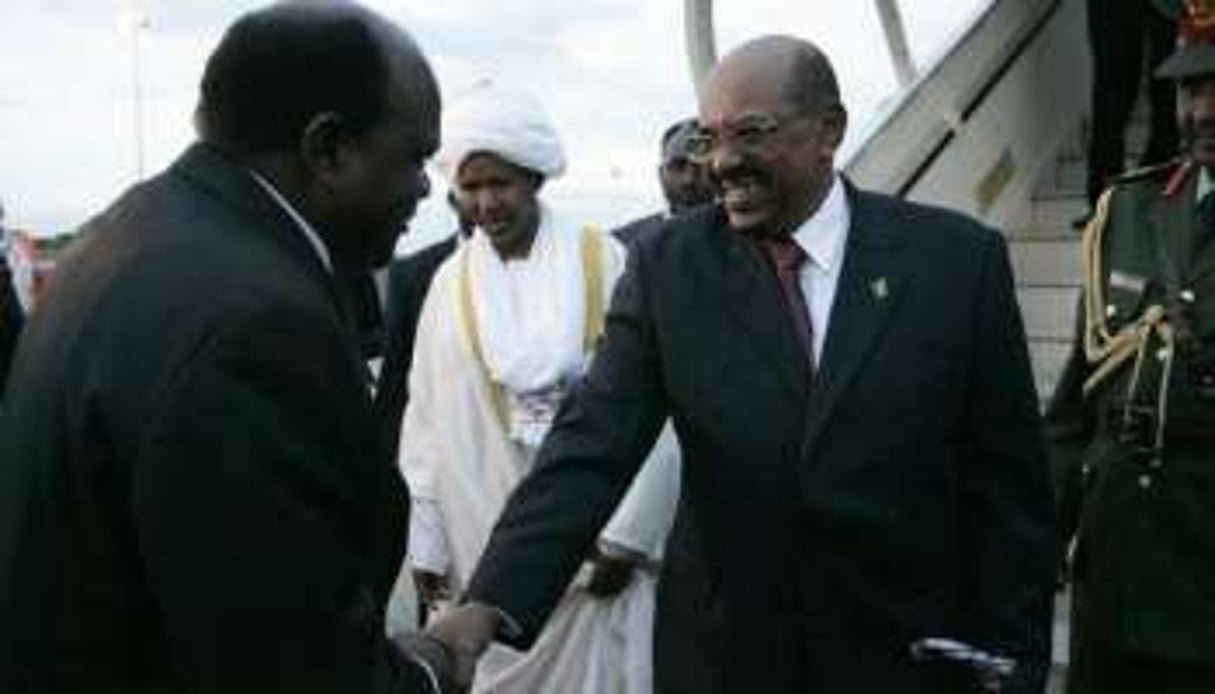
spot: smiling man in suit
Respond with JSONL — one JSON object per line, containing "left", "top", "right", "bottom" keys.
{"left": 0, "top": 2, "right": 450, "bottom": 692}
{"left": 427, "top": 35, "right": 1056, "bottom": 694}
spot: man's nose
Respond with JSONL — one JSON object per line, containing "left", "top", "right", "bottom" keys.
{"left": 471, "top": 190, "right": 497, "bottom": 215}
{"left": 710, "top": 141, "right": 745, "bottom": 178}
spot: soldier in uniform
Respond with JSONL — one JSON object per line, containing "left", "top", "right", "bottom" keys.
{"left": 1082, "top": 0, "right": 1181, "bottom": 217}
{"left": 1048, "top": 2, "right": 1215, "bottom": 692}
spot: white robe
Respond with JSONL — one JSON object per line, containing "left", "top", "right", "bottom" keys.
{"left": 398, "top": 207, "right": 679, "bottom": 694}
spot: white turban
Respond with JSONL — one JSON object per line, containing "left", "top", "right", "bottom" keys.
{"left": 435, "top": 80, "right": 567, "bottom": 183}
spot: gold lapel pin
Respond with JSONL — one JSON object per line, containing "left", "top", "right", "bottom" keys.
{"left": 870, "top": 277, "right": 889, "bottom": 301}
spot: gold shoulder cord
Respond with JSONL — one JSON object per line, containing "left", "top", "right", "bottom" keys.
{"left": 580, "top": 226, "right": 605, "bottom": 351}
{"left": 457, "top": 226, "right": 606, "bottom": 431}
{"left": 1080, "top": 187, "right": 1177, "bottom": 456}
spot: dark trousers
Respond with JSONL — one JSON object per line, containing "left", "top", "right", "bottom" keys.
{"left": 1067, "top": 584, "right": 1215, "bottom": 694}
{"left": 1086, "top": 0, "right": 1179, "bottom": 205}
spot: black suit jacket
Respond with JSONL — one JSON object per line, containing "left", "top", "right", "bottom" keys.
{"left": 372, "top": 235, "right": 458, "bottom": 456}
{"left": 0, "top": 255, "right": 21, "bottom": 398}
{"left": 467, "top": 186, "right": 1056, "bottom": 693}
{"left": 0, "top": 143, "right": 431, "bottom": 693}
{"left": 611, "top": 212, "right": 664, "bottom": 247}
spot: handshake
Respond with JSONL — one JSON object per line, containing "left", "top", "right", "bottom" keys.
{"left": 393, "top": 602, "right": 503, "bottom": 694}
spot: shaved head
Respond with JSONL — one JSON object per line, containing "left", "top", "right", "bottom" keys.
{"left": 198, "top": 0, "right": 438, "bottom": 156}
{"left": 197, "top": 0, "right": 441, "bottom": 269}
{"left": 706, "top": 35, "right": 841, "bottom": 118}
{"left": 698, "top": 35, "right": 847, "bottom": 237}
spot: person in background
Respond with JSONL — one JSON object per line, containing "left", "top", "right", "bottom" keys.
{"left": 397, "top": 79, "right": 677, "bottom": 693}
{"left": 1049, "top": 2, "right": 1215, "bottom": 691}
{"left": 375, "top": 191, "right": 471, "bottom": 457}
{"left": 1079, "top": 0, "right": 1181, "bottom": 224}
{"left": 612, "top": 118, "right": 714, "bottom": 246}
{"left": 379, "top": 191, "right": 471, "bottom": 637}
{"left": 0, "top": 2, "right": 451, "bottom": 691}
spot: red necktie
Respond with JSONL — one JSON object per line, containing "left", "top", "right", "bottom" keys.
{"left": 762, "top": 237, "right": 814, "bottom": 370}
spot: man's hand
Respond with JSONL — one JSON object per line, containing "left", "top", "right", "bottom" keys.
{"left": 423, "top": 602, "right": 502, "bottom": 691}
{"left": 389, "top": 631, "right": 457, "bottom": 693}
{"left": 414, "top": 570, "right": 452, "bottom": 615}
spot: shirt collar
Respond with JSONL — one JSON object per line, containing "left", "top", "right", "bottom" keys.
{"left": 249, "top": 171, "right": 333, "bottom": 273}
{"left": 790, "top": 173, "right": 849, "bottom": 272}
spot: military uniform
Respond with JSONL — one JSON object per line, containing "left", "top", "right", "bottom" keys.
{"left": 1047, "top": 159, "right": 1215, "bottom": 693}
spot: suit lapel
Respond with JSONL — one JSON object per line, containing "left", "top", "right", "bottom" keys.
{"left": 711, "top": 211, "right": 812, "bottom": 401}
{"left": 801, "top": 187, "right": 907, "bottom": 455}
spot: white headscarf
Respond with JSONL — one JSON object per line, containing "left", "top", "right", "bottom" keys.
{"left": 435, "top": 79, "right": 567, "bottom": 182}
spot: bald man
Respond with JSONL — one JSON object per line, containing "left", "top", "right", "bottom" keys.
{"left": 429, "top": 36, "right": 1055, "bottom": 694}
{"left": 0, "top": 3, "right": 448, "bottom": 692}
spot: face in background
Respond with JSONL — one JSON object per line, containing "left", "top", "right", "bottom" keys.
{"left": 696, "top": 39, "right": 846, "bottom": 237}
{"left": 454, "top": 153, "right": 543, "bottom": 257}
{"left": 1178, "top": 73, "right": 1215, "bottom": 170}
{"left": 318, "top": 47, "right": 441, "bottom": 269}
{"left": 659, "top": 155, "right": 713, "bottom": 214}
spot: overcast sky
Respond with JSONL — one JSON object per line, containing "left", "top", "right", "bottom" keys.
{"left": 0, "top": 0, "right": 990, "bottom": 248}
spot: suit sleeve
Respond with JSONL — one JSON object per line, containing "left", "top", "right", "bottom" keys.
{"left": 130, "top": 306, "right": 431, "bottom": 693}
{"left": 964, "top": 233, "right": 1057, "bottom": 692}
{"left": 464, "top": 242, "right": 670, "bottom": 648}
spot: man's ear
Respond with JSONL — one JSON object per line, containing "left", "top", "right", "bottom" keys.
{"left": 819, "top": 104, "right": 848, "bottom": 152}
{"left": 299, "top": 112, "right": 347, "bottom": 182}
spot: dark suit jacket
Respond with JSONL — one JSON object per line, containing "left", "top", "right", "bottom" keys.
{"left": 373, "top": 235, "right": 458, "bottom": 456}
{"left": 614, "top": 210, "right": 728, "bottom": 693}
{"left": 612, "top": 212, "right": 664, "bottom": 247}
{"left": 0, "top": 256, "right": 21, "bottom": 398}
{"left": 467, "top": 185, "right": 1056, "bottom": 693}
{"left": 0, "top": 143, "right": 431, "bottom": 693}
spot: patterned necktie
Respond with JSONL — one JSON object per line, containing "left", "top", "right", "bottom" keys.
{"left": 762, "top": 237, "right": 814, "bottom": 370}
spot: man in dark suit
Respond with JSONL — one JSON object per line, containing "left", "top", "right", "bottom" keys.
{"left": 0, "top": 3, "right": 451, "bottom": 692}
{"left": 612, "top": 118, "right": 713, "bottom": 246}
{"left": 428, "top": 35, "right": 1056, "bottom": 694}
{"left": 0, "top": 202, "right": 22, "bottom": 399}
{"left": 373, "top": 192, "right": 469, "bottom": 457}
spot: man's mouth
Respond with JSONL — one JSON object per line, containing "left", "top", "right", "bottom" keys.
{"left": 482, "top": 218, "right": 512, "bottom": 232}
{"left": 720, "top": 177, "right": 766, "bottom": 212}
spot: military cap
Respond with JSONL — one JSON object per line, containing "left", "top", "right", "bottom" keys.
{"left": 660, "top": 119, "right": 700, "bottom": 164}
{"left": 1157, "top": 0, "right": 1215, "bottom": 79}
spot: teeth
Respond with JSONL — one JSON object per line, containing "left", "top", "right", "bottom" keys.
{"left": 723, "top": 180, "right": 759, "bottom": 206}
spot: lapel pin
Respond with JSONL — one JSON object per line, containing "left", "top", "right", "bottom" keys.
{"left": 870, "top": 277, "right": 889, "bottom": 301}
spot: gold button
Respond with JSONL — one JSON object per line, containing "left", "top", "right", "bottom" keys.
{"left": 1180, "top": 290, "right": 1196, "bottom": 303}
{"left": 1138, "top": 475, "right": 1153, "bottom": 489}
{"left": 1106, "top": 304, "right": 1118, "bottom": 318}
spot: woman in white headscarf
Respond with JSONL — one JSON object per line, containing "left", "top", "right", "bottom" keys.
{"left": 395, "top": 79, "right": 680, "bottom": 694}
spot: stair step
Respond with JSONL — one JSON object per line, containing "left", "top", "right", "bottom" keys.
{"left": 1030, "top": 339, "right": 1072, "bottom": 401}
{"left": 1034, "top": 155, "right": 1087, "bottom": 199}
{"left": 1010, "top": 237, "right": 1084, "bottom": 286}
{"left": 1018, "top": 286, "right": 1079, "bottom": 341}
{"left": 1026, "top": 196, "right": 1089, "bottom": 235}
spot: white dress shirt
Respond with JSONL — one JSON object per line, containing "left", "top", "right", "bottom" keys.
{"left": 788, "top": 173, "right": 850, "bottom": 365}
{"left": 249, "top": 171, "right": 333, "bottom": 273}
